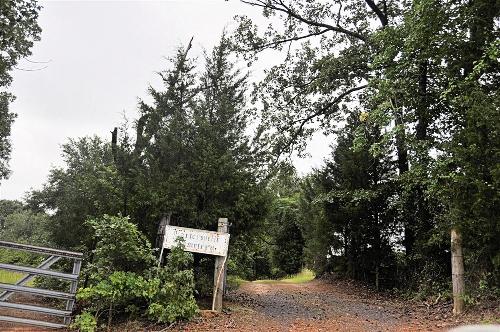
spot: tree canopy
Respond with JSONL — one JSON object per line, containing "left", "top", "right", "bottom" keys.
{"left": 0, "top": 0, "right": 41, "bottom": 180}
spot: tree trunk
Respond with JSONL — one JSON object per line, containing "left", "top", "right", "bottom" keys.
{"left": 393, "top": 105, "right": 414, "bottom": 256}
{"left": 111, "top": 127, "right": 118, "bottom": 163}
{"left": 451, "top": 227, "right": 465, "bottom": 315}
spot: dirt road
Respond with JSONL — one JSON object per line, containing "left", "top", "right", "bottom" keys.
{"left": 177, "top": 279, "right": 493, "bottom": 332}
{"left": 1, "top": 279, "right": 497, "bottom": 331}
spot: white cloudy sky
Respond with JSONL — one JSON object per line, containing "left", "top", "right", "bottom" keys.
{"left": 1, "top": 0, "right": 332, "bottom": 201}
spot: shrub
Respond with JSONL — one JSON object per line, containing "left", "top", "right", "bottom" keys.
{"left": 84, "top": 214, "right": 156, "bottom": 281}
{"left": 76, "top": 215, "right": 198, "bottom": 327}
{"left": 145, "top": 241, "right": 198, "bottom": 323}
{"left": 71, "top": 311, "right": 97, "bottom": 332}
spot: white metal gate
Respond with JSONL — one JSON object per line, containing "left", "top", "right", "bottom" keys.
{"left": 0, "top": 240, "right": 83, "bottom": 329}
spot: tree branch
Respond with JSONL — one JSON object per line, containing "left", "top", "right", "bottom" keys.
{"left": 364, "top": 0, "right": 388, "bottom": 26}
{"left": 242, "top": 28, "right": 330, "bottom": 52}
{"left": 240, "top": 0, "right": 367, "bottom": 42}
{"left": 270, "top": 84, "right": 368, "bottom": 165}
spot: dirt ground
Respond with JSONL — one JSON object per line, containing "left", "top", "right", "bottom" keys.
{"left": 0, "top": 294, "right": 65, "bottom": 331}
{"left": 174, "top": 279, "right": 499, "bottom": 332}
{"left": 0, "top": 279, "right": 498, "bottom": 331}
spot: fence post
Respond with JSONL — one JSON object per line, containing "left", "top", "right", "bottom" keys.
{"left": 213, "top": 218, "right": 228, "bottom": 312}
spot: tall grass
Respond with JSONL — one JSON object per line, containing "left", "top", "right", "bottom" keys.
{"left": 255, "top": 269, "right": 316, "bottom": 284}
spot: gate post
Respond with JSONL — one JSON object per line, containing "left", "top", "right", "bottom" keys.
{"left": 213, "top": 218, "right": 228, "bottom": 312}
{"left": 64, "top": 258, "right": 82, "bottom": 325}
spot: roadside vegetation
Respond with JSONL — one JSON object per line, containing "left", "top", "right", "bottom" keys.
{"left": 0, "top": 0, "right": 498, "bottom": 330}
{"left": 255, "top": 269, "right": 316, "bottom": 285}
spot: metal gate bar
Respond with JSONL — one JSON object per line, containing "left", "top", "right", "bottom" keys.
{"left": 0, "top": 283, "right": 74, "bottom": 300}
{"left": 0, "top": 240, "right": 83, "bottom": 329}
{"left": 0, "top": 315, "right": 67, "bottom": 329}
{"left": 0, "top": 255, "right": 61, "bottom": 301}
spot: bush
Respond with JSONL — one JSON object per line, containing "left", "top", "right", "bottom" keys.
{"left": 0, "top": 210, "right": 54, "bottom": 267}
{"left": 84, "top": 215, "right": 156, "bottom": 281}
{"left": 145, "top": 242, "right": 198, "bottom": 323}
{"left": 71, "top": 311, "right": 97, "bottom": 332}
{"left": 76, "top": 215, "right": 198, "bottom": 328}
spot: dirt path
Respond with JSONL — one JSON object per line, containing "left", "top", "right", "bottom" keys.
{"left": 0, "top": 294, "right": 64, "bottom": 331}
{"left": 1, "top": 279, "right": 497, "bottom": 331}
{"left": 176, "top": 280, "right": 487, "bottom": 332}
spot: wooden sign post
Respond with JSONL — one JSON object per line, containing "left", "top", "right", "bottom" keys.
{"left": 161, "top": 218, "right": 230, "bottom": 313}
{"left": 213, "top": 218, "right": 228, "bottom": 312}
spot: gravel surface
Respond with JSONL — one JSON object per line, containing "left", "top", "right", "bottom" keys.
{"left": 176, "top": 279, "right": 499, "bottom": 332}
{"left": 1, "top": 279, "right": 498, "bottom": 331}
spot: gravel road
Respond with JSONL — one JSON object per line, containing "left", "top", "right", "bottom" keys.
{"left": 177, "top": 279, "right": 496, "bottom": 332}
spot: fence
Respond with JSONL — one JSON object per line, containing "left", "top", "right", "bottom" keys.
{"left": 0, "top": 240, "right": 83, "bottom": 329}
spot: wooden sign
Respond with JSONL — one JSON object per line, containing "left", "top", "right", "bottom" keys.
{"left": 163, "top": 225, "right": 230, "bottom": 257}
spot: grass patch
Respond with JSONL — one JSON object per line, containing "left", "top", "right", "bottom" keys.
{"left": 281, "top": 269, "right": 315, "bottom": 283}
{"left": 0, "top": 270, "right": 26, "bottom": 284}
{"left": 227, "top": 275, "right": 249, "bottom": 290}
{"left": 255, "top": 269, "right": 316, "bottom": 284}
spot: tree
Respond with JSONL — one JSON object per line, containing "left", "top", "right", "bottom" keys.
{"left": 236, "top": 0, "right": 500, "bottom": 308}
{"left": 0, "top": 202, "right": 52, "bottom": 265}
{"left": 270, "top": 195, "right": 305, "bottom": 275}
{"left": 432, "top": 39, "right": 500, "bottom": 313}
{"left": 234, "top": 0, "right": 425, "bottom": 258}
{"left": 0, "top": 210, "right": 51, "bottom": 246}
{"left": 261, "top": 166, "right": 306, "bottom": 277}
{"left": 123, "top": 37, "right": 269, "bottom": 245}
{"left": 315, "top": 111, "right": 397, "bottom": 287}
{"left": 371, "top": 0, "right": 499, "bottom": 311}
{"left": 0, "top": 0, "right": 42, "bottom": 180}
{"left": 28, "top": 136, "right": 123, "bottom": 249}
{"left": 0, "top": 199, "right": 23, "bottom": 228}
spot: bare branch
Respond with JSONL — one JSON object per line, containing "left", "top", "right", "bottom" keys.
{"left": 336, "top": 3, "right": 343, "bottom": 27}
{"left": 242, "top": 28, "right": 330, "bottom": 52}
{"left": 14, "top": 65, "right": 48, "bottom": 71}
{"left": 289, "top": 84, "right": 368, "bottom": 128}
{"left": 240, "top": 0, "right": 367, "bottom": 42}
{"left": 270, "top": 84, "right": 368, "bottom": 165}
{"left": 364, "top": 0, "right": 388, "bottom": 26}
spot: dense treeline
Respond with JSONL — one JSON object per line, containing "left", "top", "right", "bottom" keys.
{"left": 234, "top": 0, "right": 499, "bottom": 307}
{"left": 0, "top": 0, "right": 498, "bottom": 322}
{"left": 24, "top": 37, "right": 271, "bottom": 288}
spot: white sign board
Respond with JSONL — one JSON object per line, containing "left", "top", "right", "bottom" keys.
{"left": 163, "top": 225, "right": 230, "bottom": 257}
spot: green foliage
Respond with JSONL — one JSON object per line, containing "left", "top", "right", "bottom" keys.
{"left": 145, "top": 241, "right": 197, "bottom": 323}
{"left": 71, "top": 311, "right": 97, "bottom": 332}
{"left": 0, "top": 203, "right": 53, "bottom": 267}
{"left": 77, "top": 218, "right": 198, "bottom": 326}
{"left": 121, "top": 35, "right": 268, "bottom": 243}
{"left": 226, "top": 275, "right": 248, "bottom": 291}
{"left": 30, "top": 37, "right": 269, "bottom": 293}
{"left": 235, "top": 0, "right": 500, "bottom": 298}
{"left": 0, "top": 0, "right": 41, "bottom": 180}
{"left": 0, "top": 200, "right": 23, "bottom": 226}
{"left": 271, "top": 195, "right": 305, "bottom": 275}
{"left": 0, "top": 210, "right": 52, "bottom": 246}
{"left": 77, "top": 271, "right": 150, "bottom": 317}
{"left": 28, "top": 136, "right": 123, "bottom": 250}
{"left": 85, "top": 215, "right": 156, "bottom": 280}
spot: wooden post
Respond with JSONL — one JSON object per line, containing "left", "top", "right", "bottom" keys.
{"left": 157, "top": 213, "right": 171, "bottom": 266}
{"left": 213, "top": 218, "right": 228, "bottom": 312}
{"left": 451, "top": 227, "right": 465, "bottom": 315}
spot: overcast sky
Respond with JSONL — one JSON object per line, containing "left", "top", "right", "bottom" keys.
{"left": 1, "top": 0, "right": 332, "bottom": 201}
